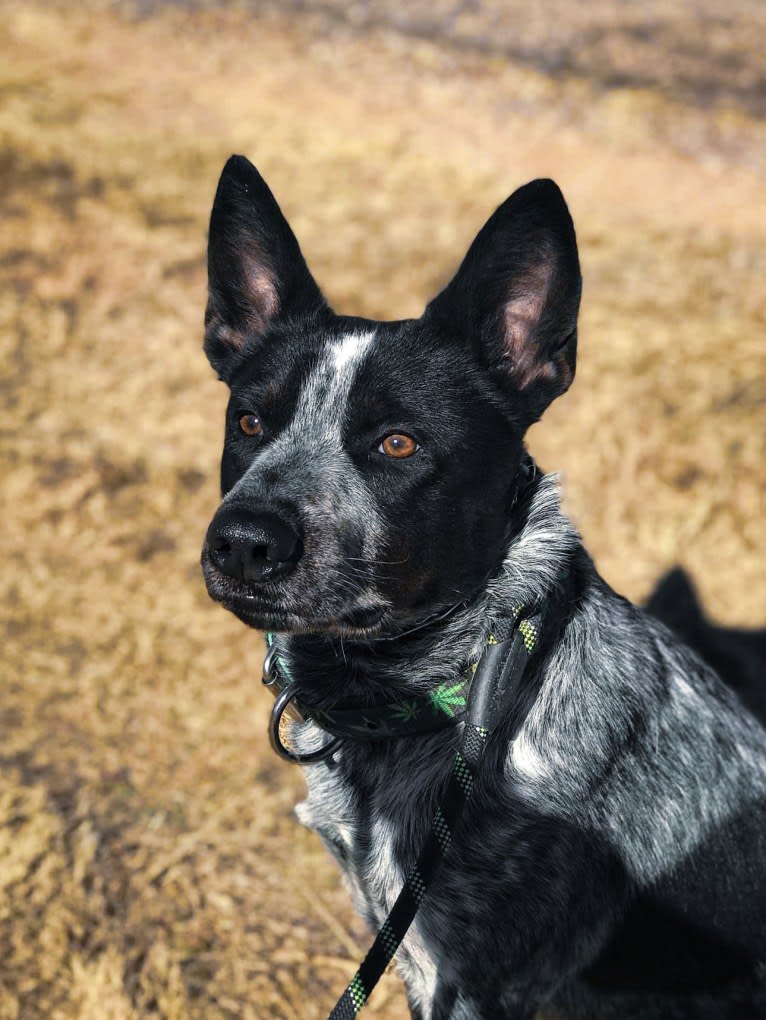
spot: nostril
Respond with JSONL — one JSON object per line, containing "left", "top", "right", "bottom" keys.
{"left": 209, "top": 536, "right": 231, "bottom": 564}
{"left": 208, "top": 536, "right": 238, "bottom": 578}
{"left": 291, "top": 537, "right": 304, "bottom": 563}
{"left": 243, "top": 533, "right": 302, "bottom": 581}
{"left": 264, "top": 537, "right": 302, "bottom": 564}
{"left": 272, "top": 536, "right": 303, "bottom": 565}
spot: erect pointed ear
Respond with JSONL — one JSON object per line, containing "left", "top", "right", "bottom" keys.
{"left": 204, "top": 155, "right": 329, "bottom": 381}
{"left": 424, "top": 179, "right": 582, "bottom": 424}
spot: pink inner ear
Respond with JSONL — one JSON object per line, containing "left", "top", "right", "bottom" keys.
{"left": 502, "top": 261, "right": 553, "bottom": 389}
{"left": 244, "top": 261, "right": 280, "bottom": 336}
{"left": 211, "top": 320, "right": 247, "bottom": 354}
{"left": 205, "top": 257, "right": 280, "bottom": 357}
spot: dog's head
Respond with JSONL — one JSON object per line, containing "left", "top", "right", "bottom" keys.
{"left": 201, "top": 155, "right": 581, "bottom": 637}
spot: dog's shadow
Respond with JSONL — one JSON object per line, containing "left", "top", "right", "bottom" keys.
{"left": 646, "top": 567, "right": 766, "bottom": 725}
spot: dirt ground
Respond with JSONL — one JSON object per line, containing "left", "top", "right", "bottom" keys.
{"left": 1, "top": 2, "right": 765, "bottom": 1018}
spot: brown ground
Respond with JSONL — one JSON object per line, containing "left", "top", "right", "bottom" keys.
{"left": 1, "top": 2, "right": 765, "bottom": 1018}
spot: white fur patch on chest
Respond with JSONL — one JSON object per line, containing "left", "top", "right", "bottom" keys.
{"left": 509, "top": 729, "right": 549, "bottom": 781}
{"left": 297, "top": 767, "right": 439, "bottom": 1015}
{"left": 366, "top": 819, "right": 439, "bottom": 1014}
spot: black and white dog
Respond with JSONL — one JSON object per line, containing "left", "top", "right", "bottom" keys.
{"left": 200, "top": 155, "right": 766, "bottom": 1019}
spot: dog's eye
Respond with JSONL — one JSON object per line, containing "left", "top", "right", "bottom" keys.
{"left": 238, "top": 412, "right": 263, "bottom": 437}
{"left": 378, "top": 433, "right": 419, "bottom": 459}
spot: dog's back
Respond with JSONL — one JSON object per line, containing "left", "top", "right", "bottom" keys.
{"left": 648, "top": 567, "right": 766, "bottom": 725}
{"left": 555, "top": 562, "right": 766, "bottom": 1019}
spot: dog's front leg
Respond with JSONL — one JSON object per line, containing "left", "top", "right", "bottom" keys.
{"left": 428, "top": 979, "right": 537, "bottom": 1020}
{"left": 494, "top": 989, "right": 537, "bottom": 1020}
{"left": 405, "top": 994, "right": 425, "bottom": 1020}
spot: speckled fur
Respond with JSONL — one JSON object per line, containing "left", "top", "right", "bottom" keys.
{"left": 201, "top": 156, "right": 766, "bottom": 1018}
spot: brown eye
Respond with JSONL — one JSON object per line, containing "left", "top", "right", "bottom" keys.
{"left": 238, "top": 412, "right": 263, "bottom": 437}
{"left": 378, "top": 433, "right": 419, "bottom": 459}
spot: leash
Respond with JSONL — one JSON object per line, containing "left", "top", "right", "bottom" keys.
{"left": 326, "top": 605, "right": 543, "bottom": 1018}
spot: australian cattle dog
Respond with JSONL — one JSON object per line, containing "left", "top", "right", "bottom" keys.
{"left": 200, "top": 155, "right": 766, "bottom": 1018}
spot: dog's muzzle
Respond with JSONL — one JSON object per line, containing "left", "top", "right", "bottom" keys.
{"left": 204, "top": 504, "right": 303, "bottom": 584}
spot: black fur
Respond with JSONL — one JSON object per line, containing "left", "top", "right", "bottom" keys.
{"left": 200, "top": 155, "right": 766, "bottom": 1018}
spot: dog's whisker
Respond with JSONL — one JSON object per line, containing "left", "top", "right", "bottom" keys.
{"left": 345, "top": 555, "right": 409, "bottom": 567}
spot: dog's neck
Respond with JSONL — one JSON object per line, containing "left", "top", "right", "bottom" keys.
{"left": 279, "top": 473, "right": 581, "bottom": 709}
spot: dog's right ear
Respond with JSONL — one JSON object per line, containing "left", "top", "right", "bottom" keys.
{"left": 424, "top": 179, "right": 581, "bottom": 426}
{"left": 204, "top": 155, "right": 329, "bottom": 381}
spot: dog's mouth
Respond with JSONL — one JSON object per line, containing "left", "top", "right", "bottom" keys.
{"left": 201, "top": 553, "right": 389, "bottom": 637}
{"left": 228, "top": 595, "right": 387, "bottom": 636}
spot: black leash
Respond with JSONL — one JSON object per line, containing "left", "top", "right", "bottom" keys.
{"left": 327, "top": 605, "right": 544, "bottom": 1018}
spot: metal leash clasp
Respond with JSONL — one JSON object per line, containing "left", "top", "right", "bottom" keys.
{"left": 261, "top": 644, "right": 280, "bottom": 688}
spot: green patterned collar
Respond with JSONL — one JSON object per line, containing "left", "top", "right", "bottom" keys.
{"left": 262, "top": 630, "right": 498, "bottom": 743}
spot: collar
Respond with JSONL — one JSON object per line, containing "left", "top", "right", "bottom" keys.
{"left": 262, "top": 605, "right": 528, "bottom": 763}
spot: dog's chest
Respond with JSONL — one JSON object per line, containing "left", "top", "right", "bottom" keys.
{"left": 295, "top": 748, "right": 441, "bottom": 1011}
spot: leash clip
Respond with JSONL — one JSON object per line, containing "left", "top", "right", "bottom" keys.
{"left": 269, "top": 682, "right": 343, "bottom": 765}
{"left": 261, "top": 644, "right": 280, "bottom": 686}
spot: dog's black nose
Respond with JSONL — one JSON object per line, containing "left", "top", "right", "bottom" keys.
{"left": 206, "top": 506, "right": 303, "bottom": 583}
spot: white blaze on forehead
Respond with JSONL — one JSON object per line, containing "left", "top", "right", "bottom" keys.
{"left": 292, "top": 330, "right": 376, "bottom": 434}
{"left": 330, "top": 331, "right": 374, "bottom": 379}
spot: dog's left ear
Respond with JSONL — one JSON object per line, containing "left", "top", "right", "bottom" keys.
{"left": 205, "top": 155, "right": 329, "bottom": 381}
{"left": 424, "top": 179, "right": 581, "bottom": 424}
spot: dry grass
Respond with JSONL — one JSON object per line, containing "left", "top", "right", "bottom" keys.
{"left": 1, "top": 2, "right": 764, "bottom": 1017}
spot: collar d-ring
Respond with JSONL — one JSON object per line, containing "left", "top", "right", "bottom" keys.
{"left": 269, "top": 682, "right": 343, "bottom": 764}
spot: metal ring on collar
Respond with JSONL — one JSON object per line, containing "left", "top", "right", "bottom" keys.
{"left": 269, "top": 682, "right": 343, "bottom": 764}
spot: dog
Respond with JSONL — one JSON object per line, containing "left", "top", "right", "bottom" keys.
{"left": 200, "top": 155, "right": 766, "bottom": 1019}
